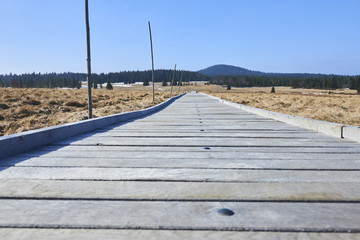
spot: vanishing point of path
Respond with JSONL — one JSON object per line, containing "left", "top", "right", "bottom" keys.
{"left": 0, "top": 92, "right": 360, "bottom": 239}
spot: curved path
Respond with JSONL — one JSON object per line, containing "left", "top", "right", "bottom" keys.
{"left": 1, "top": 92, "right": 360, "bottom": 239}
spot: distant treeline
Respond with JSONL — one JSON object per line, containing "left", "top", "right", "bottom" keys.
{"left": 0, "top": 70, "right": 208, "bottom": 89}
{"left": 1, "top": 70, "right": 360, "bottom": 91}
{"left": 0, "top": 72, "right": 83, "bottom": 89}
{"left": 210, "top": 74, "right": 360, "bottom": 91}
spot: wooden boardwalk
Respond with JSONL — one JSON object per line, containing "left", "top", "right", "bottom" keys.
{"left": 1, "top": 92, "right": 360, "bottom": 239}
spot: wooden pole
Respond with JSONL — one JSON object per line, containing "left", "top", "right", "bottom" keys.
{"left": 85, "top": 0, "right": 92, "bottom": 119}
{"left": 169, "top": 64, "right": 176, "bottom": 98}
{"left": 148, "top": 21, "right": 155, "bottom": 103}
{"left": 177, "top": 71, "right": 183, "bottom": 95}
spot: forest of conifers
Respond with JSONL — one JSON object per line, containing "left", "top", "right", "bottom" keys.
{"left": 0, "top": 70, "right": 359, "bottom": 91}
{"left": 0, "top": 70, "right": 207, "bottom": 89}
{"left": 210, "top": 74, "right": 360, "bottom": 91}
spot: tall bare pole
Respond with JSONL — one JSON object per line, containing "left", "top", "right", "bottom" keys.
{"left": 177, "top": 71, "right": 183, "bottom": 95}
{"left": 85, "top": 0, "right": 92, "bottom": 119}
{"left": 148, "top": 21, "right": 155, "bottom": 103}
{"left": 169, "top": 64, "right": 176, "bottom": 98}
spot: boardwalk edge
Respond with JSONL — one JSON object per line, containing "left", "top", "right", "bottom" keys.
{"left": 202, "top": 92, "right": 360, "bottom": 143}
{"left": 0, "top": 93, "right": 186, "bottom": 159}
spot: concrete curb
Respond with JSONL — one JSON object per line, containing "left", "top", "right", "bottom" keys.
{"left": 202, "top": 92, "right": 360, "bottom": 143}
{"left": 0, "top": 93, "right": 186, "bottom": 159}
{"left": 343, "top": 126, "right": 360, "bottom": 143}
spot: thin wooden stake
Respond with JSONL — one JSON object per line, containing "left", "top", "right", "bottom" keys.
{"left": 177, "top": 71, "right": 183, "bottom": 95}
{"left": 148, "top": 21, "right": 155, "bottom": 103}
{"left": 169, "top": 64, "right": 176, "bottom": 98}
{"left": 85, "top": 0, "right": 92, "bottom": 119}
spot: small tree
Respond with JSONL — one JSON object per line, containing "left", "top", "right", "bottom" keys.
{"left": 357, "top": 87, "right": 360, "bottom": 94}
{"left": 76, "top": 80, "right": 81, "bottom": 89}
{"left": 143, "top": 79, "right": 150, "bottom": 86}
{"left": 227, "top": 83, "right": 231, "bottom": 90}
{"left": 162, "top": 80, "right": 168, "bottom": 86}
{"left": 106, "top": 81, "right": 113, "bottom": 90}
{"left": 271, "top": 86, "right": 275, "bottom": 93}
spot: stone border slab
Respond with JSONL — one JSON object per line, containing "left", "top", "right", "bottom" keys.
{"left": 343, "top": 126, "right": 360, "bottom": 143}
{"left": 202, "top": 93, "right": 359, "bottom": 143}
{"left": 0, "top": 94, "right": 185, "bottom": 159}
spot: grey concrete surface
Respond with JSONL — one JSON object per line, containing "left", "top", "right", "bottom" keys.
{"left": 343, "top": 125, "right": 360, "bottom": 142}
{"left": 0, "top": 92, "right": 360, "bottom": 239}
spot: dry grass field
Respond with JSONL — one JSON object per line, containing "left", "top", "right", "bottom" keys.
{"left": 1, "top": 83, "right": 359, "bottom": 136}
{"left": 199, "top": 85, "right": 360, "bottom": 126}
{"left": 0, "top": 85, "right": 170, "bottom": 136}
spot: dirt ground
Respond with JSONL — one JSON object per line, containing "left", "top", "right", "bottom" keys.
{"left": 1, "top": 83, "right": 359, "bottom": 136}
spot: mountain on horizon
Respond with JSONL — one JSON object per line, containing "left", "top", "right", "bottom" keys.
{"left": 198, "top": 64, "right": 267, "bottom": 76}
{"left": 198, "top": 64, "right": 328, "bottom": 77}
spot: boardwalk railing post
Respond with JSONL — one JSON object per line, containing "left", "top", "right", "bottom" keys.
{"left": 177, "top": 71, "right": 183, "bottom": 95}
{"left": 169, "top": 64, "right": 176, "bottom": 98}
{"left": 85, "top": 0, "right": 92, "bottom": 119}
{"left": 148, "top": 21, "right": 155, "bottom": 103}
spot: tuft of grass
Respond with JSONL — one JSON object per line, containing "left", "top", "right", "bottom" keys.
{"left": 65, "top": 101, "right": 86, "bottom": 107}
{"left": 23, "top": 99, "right": 42, "bottom": 106}
{"left": 62, "top": 107, "right": 71, "bottom": 112}
{"left": 49, "top": 100, "right": 61, "bottom": 105}
{"left": 14, "top": 106, "right": 36, "bottom": 118}
{"left": 0, "top": 103, "right": 10, "bottom": 109}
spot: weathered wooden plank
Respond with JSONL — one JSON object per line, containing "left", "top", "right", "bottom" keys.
{"left": 0, "top": 229, "right": 358, "bottom": 240}
{"left": 141, "top": 117, "right": 262, "bottom": 122}
{"left": 2, "top": 157, "right": 360, "bottom": 170}
{"left": 65, "top": 134, "right": 347, "bottom": 143}
{"left": 78, "top": 131, "right": 337, "bottom": 139}
{"left": 55, "top": 137, "right": 359, "bottom": 147}
{"left": 19, "top": 144, "right": 360, "bottom": 154}
{"left": 0, "top": 200, "right": 359, "bottom": 231}
{"left": 144, "top": 116, "right": 269, "bottom": 120}
{"left": 15, "top": 151, "right": 360, "bottom": 161}
{"left": 0, "top": 180, "right": 359, "bottom": 201}
{"left": 107, "top": 123, "right": 301, "bottom": 130}
{"left": 94, "top": 127, "right": 307, "bottom": 132}
{"left": 0, "top": 229, "right": 356, "bottom": 240}
{"left": 0, "top": 167, "right": 359, "bottom": 182}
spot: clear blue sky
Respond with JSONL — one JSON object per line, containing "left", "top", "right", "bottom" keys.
{"left": 1, "top": 0, "right": 359, "bottom": 75}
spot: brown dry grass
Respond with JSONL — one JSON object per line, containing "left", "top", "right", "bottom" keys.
{"left": 1, "top": 83, "right": 359, "bottom": 136}
{"left": 201, "top": 85, "right": 360, "bottom": 126}
{"left": 149, "top": 82, "right": 360, "bottom": 126}
{"left": 0, "top": 86, "right": 170, "bottom": 136}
